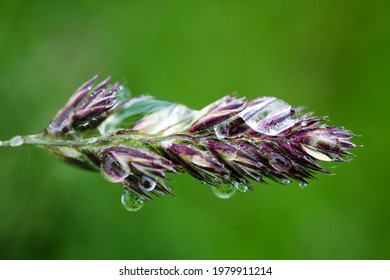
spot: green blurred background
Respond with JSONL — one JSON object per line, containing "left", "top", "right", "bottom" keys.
{"left": 0, "top": 0, "right": 389, "bottom": 260}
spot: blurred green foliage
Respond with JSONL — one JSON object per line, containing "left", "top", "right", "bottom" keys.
{"left": 0, "top": 0, "right": 389, "bottom": 259}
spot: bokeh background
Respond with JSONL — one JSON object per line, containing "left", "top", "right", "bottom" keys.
{"left": 0, "top": 0, "right": 389, "bottom": 260}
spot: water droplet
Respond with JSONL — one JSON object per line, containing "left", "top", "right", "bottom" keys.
{"left": 212, "top": 185, "right": 237, "bottom": 199}
{"left": 121, "top": 190, "right": 144, "bottom": 212}
{"left": 10, "top": 135, "right": 24, "bottom": 147}
{"left": 100, "top": 154, "right": 130, "bottom": 183}
{"left": 239, "top": 98, "right": 298, "bottom": 136}
{"left": 268, "top": 153, "right": 291, "bottom": 172}
{"left": 299, "top": 182, "right": 308, "bottom": 188}
{"left": 234, "top": 181, "right": 248, "bottom": 193}
{"left": 281, "top": 179, "right": 291, "bottom": 185}
{"left": 214, "top": 122, "right": 229, "bottom": 139}
{"left": 141, "top": 176, "right": 157, "bottom": 191}
{"left": 86, "top": 137, "right": 98, "bottom": 144}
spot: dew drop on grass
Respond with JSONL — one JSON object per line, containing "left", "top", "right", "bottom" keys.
{"left": 212, "top": 185, "right": 237, "bottom": 199}
{"left": 141, "top": 176, "right": 157, "bottom": 192}
{"left": 100, "top": 155, "right": 130, "bottom": 183}
{"left": 268, "top": 153, "right": 291, "bottom": 172}
{"left": 239, "top": 97, "right": 298, "bottom": 136}
{"left": 86, "top": 137, "right": 98, "bottom": 144}
{"left": 214, "top": 122, "right": 229, "bottom": 139}
{"left": 121, "top": 190, "right": 144, "bottom": 212}
{"left": 299, "top": 182, "right": 308, "bottom": 188}
{"left": 10, "top": 136, "right": 24, "bottom": 147}
{"left": 234, "top": 181, "right": 248, "bottom": 193}
{"left": 281, "top": 179, "right": 291, "bottom": 185}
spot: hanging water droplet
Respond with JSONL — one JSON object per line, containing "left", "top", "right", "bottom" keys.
{"left": 234, "top": 181, "right": 248, "bottom": 193}
{"left": 281, "top": 179, "right": 291, "bottom": 185}
{"left": 121, "top": 190, "right": 144, "bottom": 212}
{"left": 212, "top": 185, "right": 237, "bottom": 199}
{"left": 10, "top": 135, "right": 24, "bottom": 147}
{"left": 299, "top": 182, "right": 308, "bottom": 188}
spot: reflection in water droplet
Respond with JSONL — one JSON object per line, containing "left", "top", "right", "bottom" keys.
{"left": 214, "top": 122, "right": 229, "bottom": 139}
{"left": 100, "top": 155, "right": 130, "bottom": 183}
{"left": 282, "top": 179, "right": 291, "bottom": 185}
{"left": 234, "top": 181, "right": 248, "bottom": 193}
{"left": 141, "top": 176, "right": 157, "bottom": 191}
{"left": 10, "top": 136, "right": 24, "bottom": 147}
{"left": 212, "top": 185, "right": 237, "bottom": 199}
{"left": 299, "top": 182, "right": 308, "bottom": 188}
{"left": 265, "top": 118, "right": 297, "bottom": 136}
{"left": 239, "top": 98, "right": 298, "bottom": 136}
{"left": 121, "top": 190, "right": 144, "bottom": 212}
{"left": 268, "top": 153, "right": 291, "bottom": 172}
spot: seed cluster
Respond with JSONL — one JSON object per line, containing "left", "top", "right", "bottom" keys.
{"left": 1, "top": 75, "right": 357, "bottom": 211}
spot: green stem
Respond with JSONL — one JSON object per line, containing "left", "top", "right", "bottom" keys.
{"left": 0, "top": 134, "right": 84, "bottom": 147}
{"left": 0, "top": 131, "right": 214, "bottom": 149}
{"left": 0, "top": 133, "right": 145, "bottom": 148}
